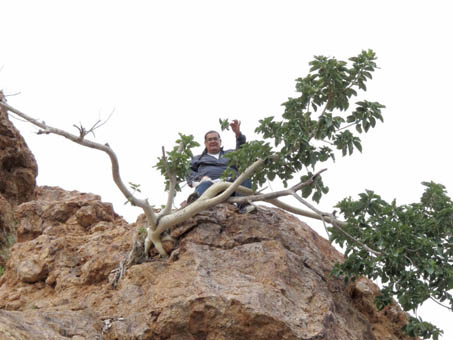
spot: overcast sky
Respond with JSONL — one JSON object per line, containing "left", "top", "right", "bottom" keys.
{"left": 2, "top": 0, "right": 452, "bottom": 337}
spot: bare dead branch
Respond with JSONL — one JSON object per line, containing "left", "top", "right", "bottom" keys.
{"left": 72, "top": 110, "right": 115, "bottom": 140}
{"left": 73, "top": 123, "right": 88, "bottom": 139}
{"left": 5, "top": 91, "right": 21, "bottom": 97}
{"left": 37, "top": 129, "right": 51, "bottom": 135}
{"left": 8, "top": 114, "right": 31, "bottom": 124}
{"left": 0, "top": 101, "right": 158, "bottom": 229}
{"left": 91, "top": 109, "right": 114, "bottom": 131}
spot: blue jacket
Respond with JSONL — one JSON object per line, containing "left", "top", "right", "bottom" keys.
{"left": 187, "top": 133, "right": 246, "bottom": 187}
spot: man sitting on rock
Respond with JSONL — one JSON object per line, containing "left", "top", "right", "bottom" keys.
{"left": 186, "top": 120, "right": 255, "bottom": 213}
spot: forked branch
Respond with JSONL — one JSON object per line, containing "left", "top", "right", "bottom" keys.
{"left": 144, "top": 158, "right": 266, "bottom": 256}
{"left": 0, "top": 101, "right": 158, "bottom": 228}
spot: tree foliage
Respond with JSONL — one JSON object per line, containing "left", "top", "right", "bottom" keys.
{"left": 154, "top": 133, "right": 200, "bottom": 192}
{"left": 220, "top": 49, "right": 384, "bottom": 203}
{"left": 331, "top": 181, "right": 453, "bottom": 340}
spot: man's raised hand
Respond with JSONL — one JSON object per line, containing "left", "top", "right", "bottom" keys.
{"left": 230, "top": 119, "right": 241, "bottom": 137}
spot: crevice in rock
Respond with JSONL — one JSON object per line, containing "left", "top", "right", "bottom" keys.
{"left": 189, "top": 235, "right": 272, "bottom": 251}
{"left": 236, "top": 236, "right": 271, "bottom": 245}
{"left": 302, "top": 258, "right": 327, "bottom": 283}
{"left": 301, "top": 334, "right": 327, "bottom": 340}
{"left": 173, "top": 221, "right": 199, "bottom": 240}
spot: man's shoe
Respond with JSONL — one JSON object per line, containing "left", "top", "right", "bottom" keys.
{"left": 187, "top": 192, "right": 200, "bottom": 204}
{"left": 238, "top": 203, "right": 256, "bottom": 214}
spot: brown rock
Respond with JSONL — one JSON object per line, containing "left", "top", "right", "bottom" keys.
{"left": 0, "top": 190, "right": 415, "bottom": 339}
{"left": 0, "top": 96, "right": 38, "bottom": 268}
{"left": 76, "top": 205, "right": 100, "bottom": 227}
{"left": 0, "top": 93, "right": 37, "bottom": 207}
{"left": 0, "top": 309, "right": 100, "bottom": 340}
{"left": 0, "top": 195, "right": 15, "bottom": 235}
{"left": 15, "top": 186, "right": 118, "bottom": 242}
{"left": 16, "top": 258, "right": 48, "bottom": 283}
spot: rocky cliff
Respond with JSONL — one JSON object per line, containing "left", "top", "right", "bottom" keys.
{"left": 0, "top": 102, "right": 414, "bottom": 339}
{"left": 0, "top": 94, "right": 38, "bottom": 270}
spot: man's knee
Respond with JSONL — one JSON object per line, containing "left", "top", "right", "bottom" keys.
{"left": 195, "top": 180, "right": 214, "bottom": 195}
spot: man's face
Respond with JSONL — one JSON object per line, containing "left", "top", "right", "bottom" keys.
{"left": 205, "top": 132, "right": 221, "bottom": 154}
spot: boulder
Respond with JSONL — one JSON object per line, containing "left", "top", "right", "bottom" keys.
{"left": 0, "top": 192, "right": 414, "bottom": 339}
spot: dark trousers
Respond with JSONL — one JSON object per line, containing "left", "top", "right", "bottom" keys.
{"left": 194, "top": 178, "right": 252, "bottom": 197}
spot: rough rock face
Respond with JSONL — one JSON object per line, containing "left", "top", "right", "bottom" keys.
{"left": 0, "top": 93, "right": 38, "bottom": 207}
{"left": 0, "top": 186, "right": 413, "bottom": 340}
{"left": 0, "top": 93, "right": 38, "bottom": 268}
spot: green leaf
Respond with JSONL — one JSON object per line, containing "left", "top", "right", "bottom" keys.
{"left": 219, "top": 118, "right": 230, "bottom": 131}
{"left": 301, "top": 185, "right": 313, "bottom": 198}
{"left": 353, "top": 138, "right": 362, "bottom": 152}
{"left": 313, "top": 191, "right": 321, "bottom": 203}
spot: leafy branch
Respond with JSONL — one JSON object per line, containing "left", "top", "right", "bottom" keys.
{"left": 330, "top": 182, "right": 453, "bottom": 339}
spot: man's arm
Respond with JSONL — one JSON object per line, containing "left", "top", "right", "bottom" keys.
{"left": 235, "top": 133, "right": 246, "bottom": 149}
{"left": 230, "top": 119, "right": 246, "bottom": 149}
{"left": 186, "top": 156, "right": 201, "bottom": 188}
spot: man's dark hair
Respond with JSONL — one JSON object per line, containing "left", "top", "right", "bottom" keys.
{"left": 204, "top": 130, "right": 221, "bottom": 141}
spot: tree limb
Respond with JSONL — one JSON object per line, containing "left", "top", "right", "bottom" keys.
{"left": 156, "top": 145, "right": 179, "bottom": 219}
{"left": 90, "top": 109, "right": 114, "bottom": 132}
{"left": 144, "top": 158, "right": 266, "bottom": 256}
{"left": 289, "top": 191, "right": 382, "bottom": 256}
{"left": 338, "top": 121, "right": 359, "bottom": 132}
{"left": 0, "top": 101, "right": 158, "bottom": 229}
{"left": 430, "top": 297, "right": 452, "bottom": 311}
{"left": 226, "top": 169, "right": 382, "bottom": 258}
{"left": 227, "top": 169, "right": 332, "bottom": 221}
{"left": 72, "top": 110, "right": 114, "bottom": 140}
{"left": 320, "top": 95, "right": 332, "bottom": 116}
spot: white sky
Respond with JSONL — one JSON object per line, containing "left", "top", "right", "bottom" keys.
{"left": 2, "top": 0, "right": 452, "bottom": 337}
